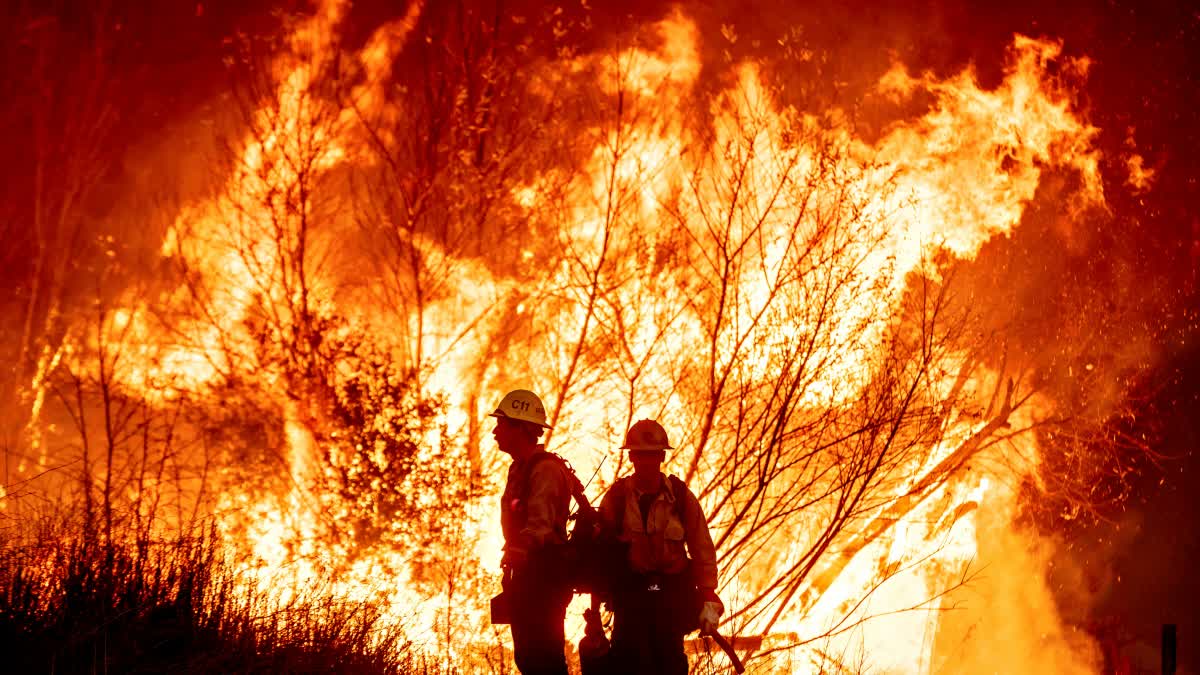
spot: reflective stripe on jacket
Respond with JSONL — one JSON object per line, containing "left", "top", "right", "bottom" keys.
{"left": 599, "top": 473, "right": 718, "bottom": 591}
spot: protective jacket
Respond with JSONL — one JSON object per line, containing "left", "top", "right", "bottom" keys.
{"left": 501, "top": 447, "right": 572, "bottom": 562}
{"left": 598, "top": 473, "right": 718, "bottom": 593}
{"left": 500, "top": 448, "right": 574, "bottom": 675}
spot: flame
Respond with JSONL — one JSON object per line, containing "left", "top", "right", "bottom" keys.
{"left": 1125, "top": 153, "right": 1156, "bottom": 193}
{"left": 37, "top": 5, "right": 1124, "bottom": 673}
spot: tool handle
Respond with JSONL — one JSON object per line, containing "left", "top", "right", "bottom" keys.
{"left": 702, "top": 629, "right": 745, "bottom": 674}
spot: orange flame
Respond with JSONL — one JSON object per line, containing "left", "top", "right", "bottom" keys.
{"left": 67, "top": 7, "right": 1117, "bottom": 673}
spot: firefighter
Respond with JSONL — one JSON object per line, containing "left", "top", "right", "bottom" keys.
{"left": 597, "top": 419, "right": 724, "bottom": 675}
{"left": 491, "top": 389, "right": 573, "bottom": 675}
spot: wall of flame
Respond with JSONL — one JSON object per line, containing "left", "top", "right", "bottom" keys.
{"left": 5, "top": 1, "right": 1160, "bottom": 672}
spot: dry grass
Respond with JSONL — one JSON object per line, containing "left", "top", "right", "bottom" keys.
{"left": 0, "top": 515, "right": 442, "bottom": 675}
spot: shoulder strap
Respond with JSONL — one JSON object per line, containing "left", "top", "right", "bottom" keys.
{"left": 524, "top": 451, "right": 595, "bottom": 517}
{"left": 668, "top": 474, "right": 689, "bottom": 522}
{"left": 667, "top": 475, "right": 696, "bottom": 565}
{"left": 667, "top": 474, "right": 685, "bottom": 498}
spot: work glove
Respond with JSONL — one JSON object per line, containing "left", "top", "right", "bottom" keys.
{"left": 698, "top": 601, "right": 723, "bottom": 633}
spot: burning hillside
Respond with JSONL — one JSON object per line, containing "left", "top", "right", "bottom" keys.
{"left": 2, "top": 1, "right": 1196, "bottom": 673}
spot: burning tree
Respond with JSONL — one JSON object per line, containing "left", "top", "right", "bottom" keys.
{"left": 1, "top": 2, "right": 125, "bottom": 467}
{"left": 438, "top": 15, "right": 1117, "bottom": 669}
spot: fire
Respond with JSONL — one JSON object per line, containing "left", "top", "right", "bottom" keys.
{"left": 14, "top": 3, "right": 1129, "bottom": 673}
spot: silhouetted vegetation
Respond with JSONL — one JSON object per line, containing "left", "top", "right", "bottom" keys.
{"left": 0, "top": 516, "right": 442, "bottom": 675}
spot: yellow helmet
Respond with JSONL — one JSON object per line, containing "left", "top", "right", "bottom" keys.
{"left": 490, "top": 389, "right": 553, "bottom": 429}
{"left": 620, "top": 419, "right": 673, "bottom": 450}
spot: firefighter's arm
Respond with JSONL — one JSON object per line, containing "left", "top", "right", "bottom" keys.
{"left": 515, "top": 461, "right": 570, "bottom": 555}
{"left": 682, "top": 487, "right": 722, "bottom": 609}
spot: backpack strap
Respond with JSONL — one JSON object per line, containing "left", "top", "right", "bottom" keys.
{"left": 667, "top": 474, "right": 691, "bottom": 537}
{"left": 667, "top": 474, "right": 687, "bottom": 507}
{"left": 523, "top": 451, "right": 595, "bottom": 519}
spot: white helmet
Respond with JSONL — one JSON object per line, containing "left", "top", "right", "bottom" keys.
{"left": 490, "top": 389, "right": 553, "bottom": 429}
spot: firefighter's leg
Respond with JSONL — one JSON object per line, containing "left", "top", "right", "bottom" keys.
{"left": 650, "top": 597, "right": 689, "bottom": 675}
{"left": 654, "top": 627, "right": 688, "bottom": 675}
{"left": 609, "top": 589, "right": 657, "bottom": 674}
{"left": 511, "top": 587, "right": 570, "bottom": 675}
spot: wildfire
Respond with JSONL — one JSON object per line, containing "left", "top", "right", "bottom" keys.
{"left": 22, "top": 2, "right": 1126, "bottom": 673}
